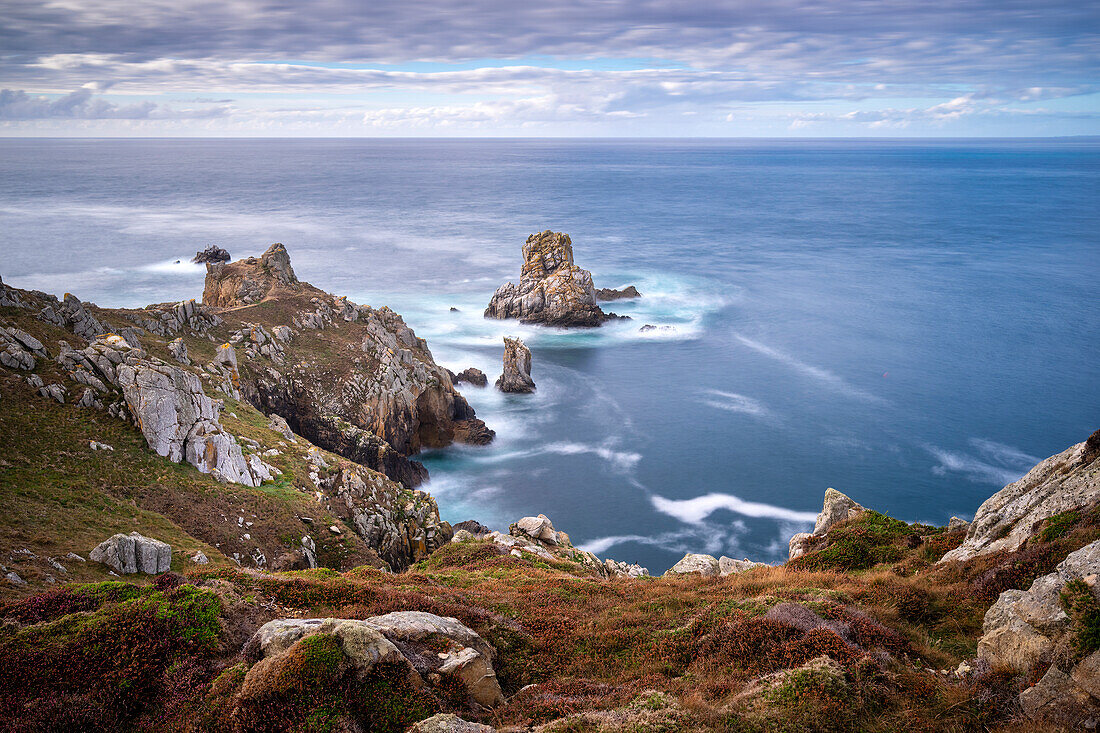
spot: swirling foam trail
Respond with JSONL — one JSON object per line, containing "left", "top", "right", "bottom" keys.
{"left": 699, "top": 389, "right": 770, "bottom": 417}
{"left": 651, "top": 492, "right": 818, "bottom": 525}
{"left": 732, "top": 333, "right": 886, "bottom": 404}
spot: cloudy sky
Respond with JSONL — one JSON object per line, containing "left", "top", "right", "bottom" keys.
{"left": 1, "top": 0, "right": 1097, "bottom": 136}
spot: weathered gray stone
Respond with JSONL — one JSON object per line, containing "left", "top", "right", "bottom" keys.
{"left": 665, "top": 553, "right": 720, "bottom": 577}
{"left": 89, "top": 532, "right": 171, "bottom": 574}
{"left": 167, "top": 337, "right": 190, "bottom": 365}
{"left": 941, "top": 430, "right": 1100, "bottom": 563}
{"left": 407, "top": 713, "right": 496, "bottom": 732}
{"left": 495, "top": 337, "right": 535, "bottom": 393}
{"left": 510, "top": 514, "right": 559, "bottom": 545}
{"left": 814, "top": 488, "right": 865, "bottom": 535}
{"left": 719, "top": 556, "right": 768, "bottom": 575}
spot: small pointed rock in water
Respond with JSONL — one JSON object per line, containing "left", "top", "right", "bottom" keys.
{"left": 495, "top": 336, "right": 535, "bottom": 393}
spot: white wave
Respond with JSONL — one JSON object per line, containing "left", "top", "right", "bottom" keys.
{"left": 699, "top": 389, "right": 770, "bottom": 417}
{"left": 651, "top": 492, "right": 818, "bottom": 525}
{"left": 732, "top": 333, "right": 886, "bottom": 404}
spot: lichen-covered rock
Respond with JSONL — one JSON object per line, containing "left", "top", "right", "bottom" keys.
{"left": 167, "top": 337, "right": 189, "bottom": 365}
{"left": 940, "top": 430, "right": 1100, "bottom": 563}
{"left": 317, "top": 461, "right": 452, "bottom": 570}
{"left": 665, "top": 553, "right": 720, "bottom": 577}
{"left": 89, "top": 532, "right": 171, "bottom": 574}
{"left": 366, "top": 611, "right": 505, "bottom": 708}
{"left": 495, "top": 337, "right": 535, "bottom": 393}
{"left": 203, "top": 242, "right": 299, "bottom": 308}
{"left": 485, "top": 231, "right": 608, "bottom": 327}
{"left": 123, "top": 299, "right": 221, "bottom": 337}
{"left": 37, "top": 293, "right": 111, "bottom": 343}
{"left": 245, "top": 612, "right": 505, "bottom": 710}
{"left": 814, "top": 487, "right": 865, "bottom": 535}
{"left": 510, "top": 514, "right": 561, "bottom": 546}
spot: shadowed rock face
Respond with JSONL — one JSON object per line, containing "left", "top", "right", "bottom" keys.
{"left": 203, "top": 243, "right": 299, "bottom": 308}
{"left": 495, "top": 337, "right": 535, "bottom": 393}
{"left": 485, "top": 231, "right": 608, "bottom": 327}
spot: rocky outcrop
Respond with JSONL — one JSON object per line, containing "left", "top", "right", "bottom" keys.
{"left": 192, "top": 245, "right": 230, "bottom": 264}
{"left": 408, "top": 714, "right": 495, "bottom": 732}
{"left": 89, "top": 532, "right": 171, "bottom": 574}
{"left": 202, "top": 242, "right": 299, "bottom": 308}
{"left": 510, "top": 514, "right": 567, "bottom": 546}
{"left": 484, "top": 231, "right": 608, "bottom": 327}
{"left": 789, "top": 488, "right": 865, "bottom": 560}
{"left": 456, "top": 514, "right": 649, "bottom": 579}
{"left": 57, "top": 333, "right": 272, "bottom": 487}
{"left": 37, "top": 293, "right": 111, "bottom": 343}
{"left": 940, "top": 431, "right": 1100, "bottom": 563}
{"left": 313, "top": 456, "right": 452, "bottom": 569}
{"left": 495, "top": 337, "right": 535, "bottom": 393}
{"left": 122, "top": 299, "right": 221, "bottom": 337}
{"left": 664, "top": 553, "right": 768, "bottom": 577}
{"left": 666, "top": 553, "right": 720, "bottom": 577}
{"left": 454, "top": 367, "right": 488, "bottom": 387}
{"left": 244, "top": 612, "right": 504, "bottom": 711}
{"left": 977, "top": 539, "right": 1100, "bottom": 726}
{"left": 595, "top": 285, "right": 641, "bottom": 301}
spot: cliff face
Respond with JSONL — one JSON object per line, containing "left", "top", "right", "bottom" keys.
{"left": 200, "top": 245, "right": 493, "bottom": 484}
{"left": 484, "top": 231, "right": 608, "bottom": 327}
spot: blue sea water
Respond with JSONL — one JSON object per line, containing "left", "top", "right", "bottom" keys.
{"left": 1, "top": 138, "right": 1097, "bottom": 572}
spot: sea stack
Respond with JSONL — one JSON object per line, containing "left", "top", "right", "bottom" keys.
{"left": 496, "top": 337, "right": 535, "bottom": 393}
{"left": 484, "top": 231, "right": 607, "bottom": 327}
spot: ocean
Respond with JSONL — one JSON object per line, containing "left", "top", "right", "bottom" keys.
{"left": 2, "top": 138, "right": 1097, "bottom": 573}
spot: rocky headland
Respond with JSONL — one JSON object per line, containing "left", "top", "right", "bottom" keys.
{"left": 484, "top": 231, "right": 611, "bottom": 327}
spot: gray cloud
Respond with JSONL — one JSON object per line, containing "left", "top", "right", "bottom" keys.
{"left": 2, "top": 0, "right": 1096, "bottom": 84}
{"left": 0, "top": 88, "right": 230, "bottom": 119}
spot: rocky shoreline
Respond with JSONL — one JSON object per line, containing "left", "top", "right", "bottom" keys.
{"left": 1, "top": 243, "right": 1098, "bottom": 731}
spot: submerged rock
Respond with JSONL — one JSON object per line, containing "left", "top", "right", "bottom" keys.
{"left": 940, "top": 430, "right": 1100, "bottom": 563}
{"left": 496, "top": 337, "right": 535, "bottom": 393}
{"left": 90, "top": 532, "right": 171, "bottom": 574}
{"left": 485, "top": 231, "right": 608, "bottom": 327}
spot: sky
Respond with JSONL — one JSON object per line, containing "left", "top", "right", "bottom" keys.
{"left": 1, "top": 0, "right": 1098, "bottom": 137}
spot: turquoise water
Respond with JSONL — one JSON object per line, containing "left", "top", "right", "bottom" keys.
{"left": 1, "top": 138, "right": 1097, "bottom": 572}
